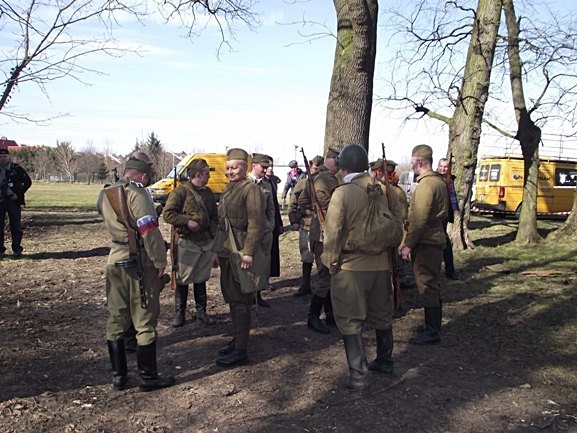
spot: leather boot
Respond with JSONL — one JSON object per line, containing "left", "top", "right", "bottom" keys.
{"left": 193, "top": 282, "right": 215, "bottom": 325}
{"left": 368, "top": 328, "right": 394, "bottom": 374}
{"left": 124, "top": 323, "right": 138, "bottom": 353}
{"left": 216, "top": 304, "right": 251, "bottom": 367}
{"left": 172, "top": 284, "right": 188, "bottom": 327}
{"left": 324, "top": 294, "right": 336, "bottom": 327}
{"left": 107, "top": 340, "right": 128, "bottom": 391}
{"left": 137, "top": 341, "right": 175, "bottom": 392}
{"left": 256, "top": 291, "right": 271, "bottom": 307}
{"left": 307, "top": 295, "right": 330, "bottom": 334}
{"left": 293, "top": 262, "right": 313, "bottom": 297}
{"left": 410, "top": 306, "right": 442, "bottom": 345}
{"left": 342, "top": 334, "right": 369, "bottom": 391}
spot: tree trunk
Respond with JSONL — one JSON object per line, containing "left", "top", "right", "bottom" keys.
{"left": 324, "top": 0, "right": 378, "bottom": 153}
{"left": 502, "top": 0, "right": 542, "bottom": 244}
{"left": 448, "top": 0, "right": 503, "bottom": 250}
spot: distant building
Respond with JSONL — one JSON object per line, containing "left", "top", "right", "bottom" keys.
{"left": 0, "top": 137, "right": 37, "bottom": 152}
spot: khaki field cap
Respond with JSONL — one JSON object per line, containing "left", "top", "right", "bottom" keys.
{"left": 311, "top": 155, "right": 324, "bottom": 166}
{"left": 125, "top": 155, "right": 154, "bottom": 177}
{"left": 227, "top": 148, "right": 248, "bottom": 162}
{"left": 412, "top": 144, "right": 433, "bottom": 159}
{"left": 370, "top": 159, "right": 384, "bottom": 170}
{"left": 188, "top": 158, "right": 209, "bottom": 177}
{"left": 252, "top": 153, "right": 270, "bottom": 167}
{"left": 325, "top": 148, "right": 339, "bottom": 159}
{"left": 386, "top": 160, "right": 398, "bottom": 167}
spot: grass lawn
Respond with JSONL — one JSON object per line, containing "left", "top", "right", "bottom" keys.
{"left": 25, "top": 182, "right": 105, "bottom": 211}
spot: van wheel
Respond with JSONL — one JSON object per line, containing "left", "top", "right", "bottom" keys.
{"left": 515, "top": 203, "right": 522, "bottom": 218}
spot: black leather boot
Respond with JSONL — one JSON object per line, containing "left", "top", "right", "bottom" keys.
{"left": 307, "top": 295, "right": 330, "bottom": 334}
{"left": 342, "top": 334, "right": 369, "bottom": 391}
{"left": 216, "top": 304, "right": 251, "bottom": 367}
{"left": 410, "top": 306, "right": 442, "bottom": 345}
{"left": 368, "top": 328, "right": 394, "bottom": 374}
{"left": 256, "top": 291, "right": 271, "bottom": 307}
{"left": 137, "top": 341, "right": 175, "bottom": 392}
{"left": 324, "top": 294, "right": 336, "bottom": 327}
{"left": 193, "top": 282, "right": 215, "bottom": 325}
{"left": 124, "top": 323, "right": 138, "bottom": 353}
{"left": 107, "top": 340, "right": 128, "bottom": 391}
{"left": 172, "top": 284, "right": 188, "bottom": 327}
{"left": 293, "top": 262, "right": 313, "bottom": 297}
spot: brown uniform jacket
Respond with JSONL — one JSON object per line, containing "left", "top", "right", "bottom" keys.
{"left": 162, "top": 182, "right": 218, "bottom": 246}
{"left": 98, "top": 178, "right": 167, "bottom": 269}
{"left": 322, "top": 173, "right": 401, "bottom": 273}
{"left": 288, "top": 177, "right": 312, "bottom": 229}
{"left": 248, "top": 173, "right": 275, "bottom": 235}
{"left": 404, "top": 170, "right": 448, "bottom": 248}
{"left": 297, "top": 165, "right": 339, "bottom": 242}
{"left": 214, "top": 178, "right": 265, "bottom": 257}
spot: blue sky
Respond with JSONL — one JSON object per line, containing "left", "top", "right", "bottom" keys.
{"left": 1, "top": 0, "right": 575, "bottom": 166}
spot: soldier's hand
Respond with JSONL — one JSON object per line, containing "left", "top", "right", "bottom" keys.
{"left": 211, "top": 253, "right": 219, "bottom": 268}
{"left": 157, "top": 267, "right": 166, "bottom": 278}
{"left": 291, "top": 223, "right": 300, "bottom": 231}
{"left": 187, "top": 220, "right": 200, "bottom": 232}
{"left": 241, "top": 254, "right": 253, "bottom": 270}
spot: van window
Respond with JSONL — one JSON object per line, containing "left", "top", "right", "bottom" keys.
{"left": 479, "top": 165, "right": 489, "bottom": 182}
{"left": 555, "top": 168, "right": 577, "bottom": 186}
{"left": 489, "top": 164, "right": 501, "bottom": 182}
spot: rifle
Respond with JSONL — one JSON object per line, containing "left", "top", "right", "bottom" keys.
{"left": 170, "top": 167, "right": 178, "bottom": 289}
{"left": 381, "top": 143, "right": 402, "bottom": 312}
{"left": 104, "top": 185, "right": 148, "bottom": 309}
{"left": 300, "top": 148, "right": 325, "bottom": 231}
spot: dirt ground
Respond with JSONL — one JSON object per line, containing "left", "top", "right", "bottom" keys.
{"left": 0, "top": 210, "right": 576, "bottom": 433}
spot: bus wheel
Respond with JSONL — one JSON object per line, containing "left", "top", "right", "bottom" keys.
{"left": 515, "top": 203, "right": 522, "bottom": 219}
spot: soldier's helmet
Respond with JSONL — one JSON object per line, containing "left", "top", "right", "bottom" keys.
{"left": 337, "top": 144, "right": 369, "bottom": 173}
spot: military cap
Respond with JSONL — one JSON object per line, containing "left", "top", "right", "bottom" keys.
{"left": 412, "top": 144, "right": 433, "bottom": 159}
{"left": 311, "top": 155, "right": 324, "bottom": 167}
{"left": 0, "top": 147, "right": 8, "bottom": 155}
{"left": 370, "top": 159, "right": 384, "bottom": 171}
{"left": 386, "top": 159, "right": 398, "bottom": 167}
{"left": 326, "top": 147, "right": 339, "bottom": 159}
{"left": 125, "top": 155, "right": 154, "bottom": 177}
{"left": 252, "top": 153, "right": 270, "bottom": 167}
{"left": 288, "top": 160, "right": 298, "bottom": 168}
{"left": 187, "top": 158, "right": 209, "bottom": 177}
{"left": 227, "top": 148, "right": 248, "bottom": 162}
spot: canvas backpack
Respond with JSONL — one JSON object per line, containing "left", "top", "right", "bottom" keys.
{"left": 346, "top": 180, "right": 404, "bottom": 255}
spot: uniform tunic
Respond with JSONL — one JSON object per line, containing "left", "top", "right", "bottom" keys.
{"left": 322, "top": 173, "right": 402, "bottom": 334}
{"left": 162, "top": 182, "right": 218, "bottom": 284}
{"left": 214, "top": 179, "right": 265, "bottom": 305}
{"left": 288, "top": 178, "right": 314, "bottom": 264}
{"left": 99, "top": 178, "right": 167, "bottom": 345}
{"left": 405, "top": 170, "right": 448, "bottom": 306}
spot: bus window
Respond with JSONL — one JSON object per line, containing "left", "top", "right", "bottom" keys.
{"left": 489, "top": 164, "right": 501, "bottom": 182}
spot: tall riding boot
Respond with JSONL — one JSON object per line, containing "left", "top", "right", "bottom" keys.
{"left": 172, "top": 284, "right": 188, "bottom": 327}
{"left": 342, "top": 334, "right": 370, "bottom": 391}
{"left": 216, "top": 304, "right": 251, "bottom": 367}
{"left": 137, "top": 341, "right": 176, "bottom": 392}
{"left": 124, "top": 323, "right": 138, "bottom": 353}
{"left": 410, "top": 306, "right": 442, "bottom": 345}
{"left": 307, "top": 295, "right": 330, "bottom": 334}
{"left": 293, "top": 262, "right": 313, "bottom": 297}
{"left": 368, "top": 328, "right": 394, "bottom": 374}
{"left": 193, "top": 282, "right": 215, "bottom": 325}
{"left": 218, "top": 305, "right": 236, "bottom": 356}
{"left": 256, "top": 291, "right": 271, "bottom": 307}
{"left": 324, "top": 294, "right": 336, "bottom": 327}
{"left": 107, "top": 340, "right": 128, "bottom": 391}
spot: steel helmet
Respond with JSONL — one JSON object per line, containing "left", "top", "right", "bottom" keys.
{"left": 337, "top": 144, "right": 369, "bottom": 173}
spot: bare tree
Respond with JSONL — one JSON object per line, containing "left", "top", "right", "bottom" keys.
{"left": 76, "top": 143, "right": 101, "bottom": 184}
{"left": 53, "top": 141, "right": 77, "bottom": 182}
{"left": 0, "top": 0, "right": 144, "bottom": 119}
{"left": 33, "top": 146, "right": 56, "bottom": 181}
{"left": 324, "top": 0, "right": 378, "bottom": 153}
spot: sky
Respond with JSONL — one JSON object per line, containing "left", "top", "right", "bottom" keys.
{"left": 1, "top": 0, "right": 575, "bottom": 167}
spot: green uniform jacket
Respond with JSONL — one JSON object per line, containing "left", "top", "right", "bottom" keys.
{"left": 288, "top": 177, "right": 312, "bottom": 229}
{"left": 248, "top": 173, "right": 275, "bottom": 235}
{"left": 297, "top": 165, "right": 339, "bottom": 242}
{"left": 214, "top": 178, "right": 265, "bottom": 257}
{"left": 322, "top": 173, "right": 402, "bottom": 273}
{"left": 162, "top": 182, "right": 218, "bottom": 246}
{"left": 404, "top": 170, "right": 448, "bottom": 249}
{"left": 99, "top": 178, "right": 167, "bottom": 269}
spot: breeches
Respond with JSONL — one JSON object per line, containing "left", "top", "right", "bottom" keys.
{"left": 330, "top": 269, "right": 393, "bottom": 335}
{"left": 218, "top": 256, "right": 256, "bottom": 306}
{"left": 312, "top": 240, "right": 330, "bottom": 298}
{"left": 299, "top": 227, "right": 314, "bottom": 264}
{"left": 106, "top": 265, "right": 161, "bottom": 345}
{"left": 412, "top": 243, "right": 443, "bottom": 307}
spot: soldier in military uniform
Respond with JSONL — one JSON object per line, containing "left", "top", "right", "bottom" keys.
{"left": 289, "top": 155, "right": 323, "bottom": 297}
{"left": 213, "top": 148, "right": 265, "bottom": 367}
{"left": 98, "top": 152, "right": 175, "bottom": 391}
{"left": 398, "top": 145, "right": 448, "bottom": 345}
{"left": 323, "top": 144, "right": 402, "bottom": 391}
{"left": 163, "top": 158, "right": 218, "bottom": 327}
{"left": 248, "top": 153, "right": 275, "bottom": 307}
{"left": 297, "top": 149, "right": 340, "bottom": 334}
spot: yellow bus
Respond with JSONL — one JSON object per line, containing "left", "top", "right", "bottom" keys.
{"left": 472, "top": 156, "right": 577, "bottom": 217}
{"left": 148, "top": 153, "right": 228, "bottom": 204}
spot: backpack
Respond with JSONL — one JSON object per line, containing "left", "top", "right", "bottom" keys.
{"left": 346, "top": 180, "right": 404, "bottom": 255}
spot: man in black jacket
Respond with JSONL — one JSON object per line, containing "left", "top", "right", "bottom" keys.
{"left": 0, "top": 147, "right": 32, "bottom": 258}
